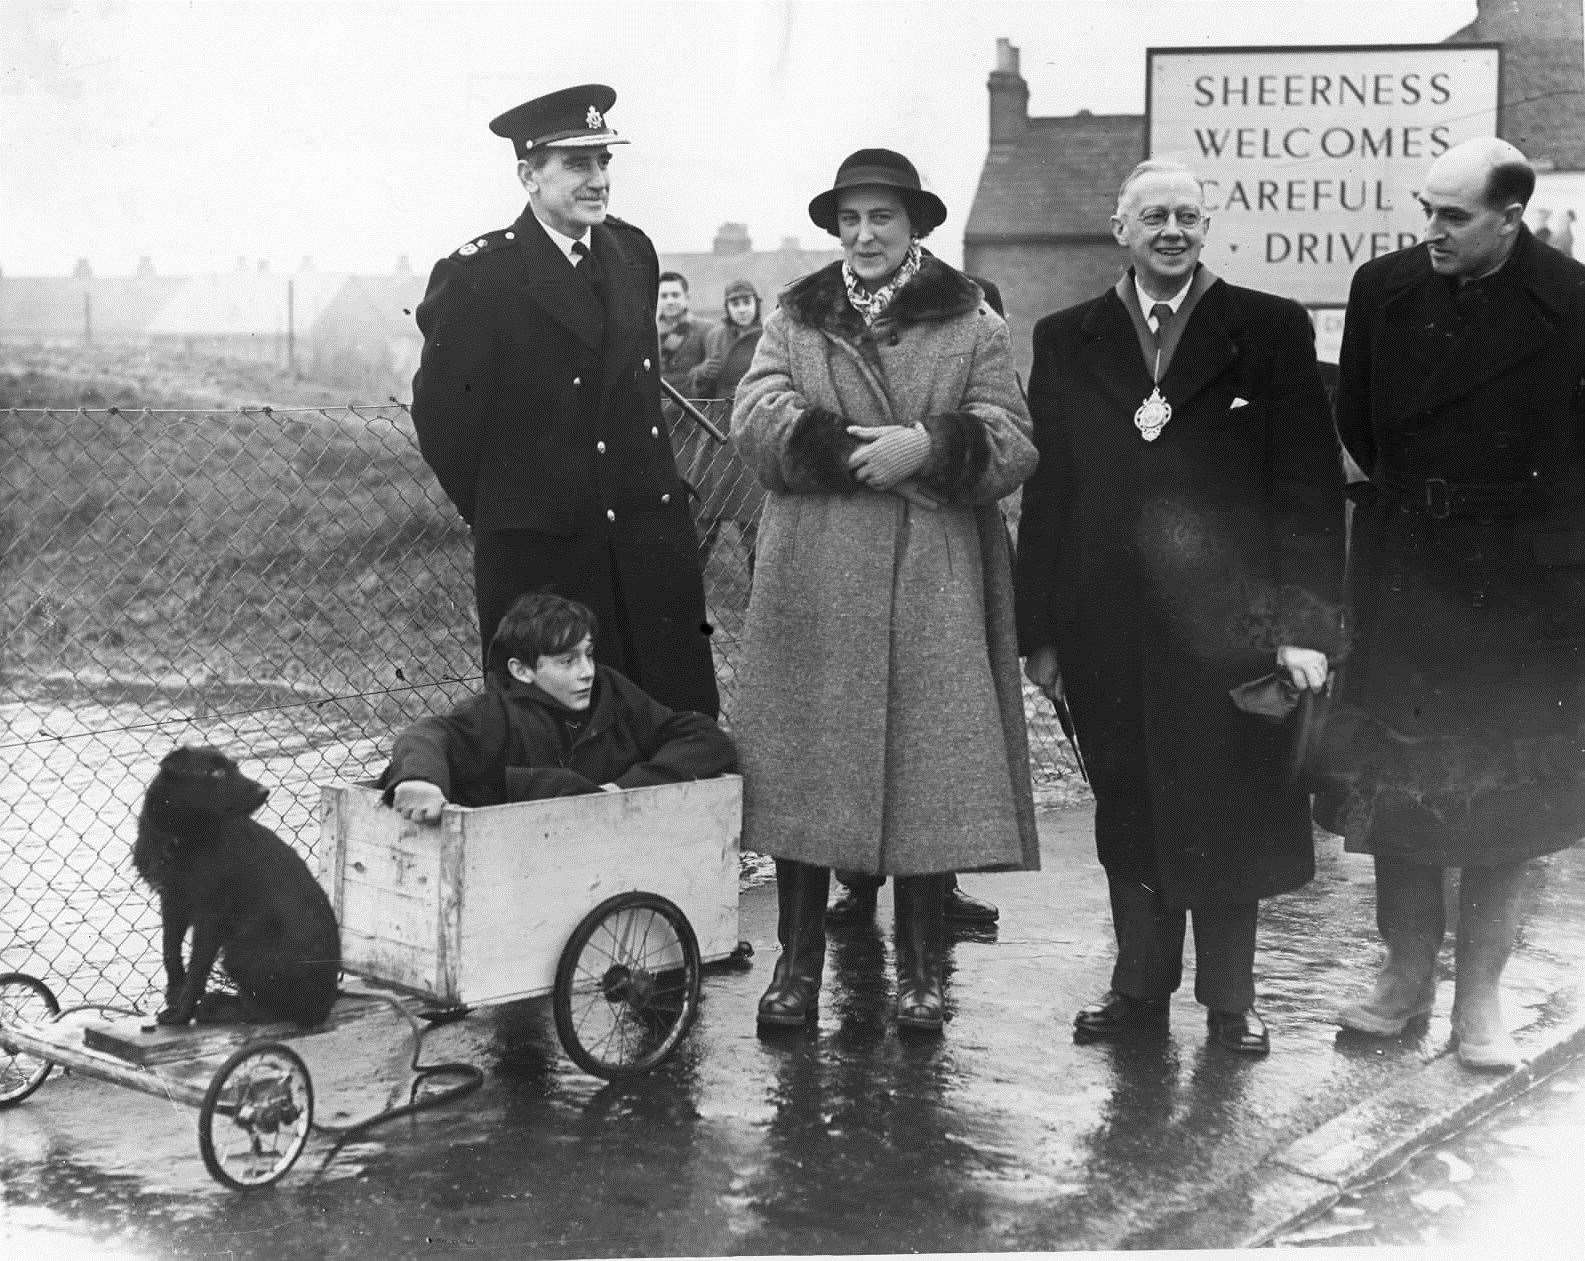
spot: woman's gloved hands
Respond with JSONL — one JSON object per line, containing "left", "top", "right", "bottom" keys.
{"left": 846, "top": 423, "right": 932, "bottom": 491}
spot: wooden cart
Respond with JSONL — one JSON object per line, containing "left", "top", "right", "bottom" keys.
{"left": 0, "top": 775, "right": 745, "bottom": 1190}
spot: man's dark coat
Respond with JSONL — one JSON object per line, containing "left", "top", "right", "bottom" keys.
{"left": 380, "top": 664, "right": 737, "bottom": 806}
{"left": 1330, "top": 228, "right": 1585, "bottom": 864}
{"left": 411, "top": 206, "right": 719, "bottom": 716}
{"left": 1016, "top": 274, "right": 1345, "bottom": 908}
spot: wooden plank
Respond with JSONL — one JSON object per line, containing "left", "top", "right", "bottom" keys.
{"left": 81, "top": 994, "right": 389, "bottom": 1066}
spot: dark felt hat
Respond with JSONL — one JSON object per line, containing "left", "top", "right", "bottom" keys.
{"left": 807, "top": 148, "right": 948, "bottom": 237}
{"left": 489, "top": 84, "right": 629, "bottom": 159}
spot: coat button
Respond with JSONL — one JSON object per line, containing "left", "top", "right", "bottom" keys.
{"left": 596, "top": 440, "right": 606, "bottom": 453}
{"left": 651, "top": 426, "right": 660, "bottom": 437}
{"left": 643, "top": 358, "right": 652, "bottom": 371}
{"left": 888, "top": 333, "right": 900, "bottom": 346}
{"left": 572, "top": 376, "right": 582, "bottom": 387}
{"left": 661, "top": 493, "right": 671, "bottom": 504}
{"left": 606, "top": 509, "right": 617, "bottom": 522}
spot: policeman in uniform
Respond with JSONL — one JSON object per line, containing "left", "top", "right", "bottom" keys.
{"left": 411, "top": 84, "right": 720, "bottom": 717}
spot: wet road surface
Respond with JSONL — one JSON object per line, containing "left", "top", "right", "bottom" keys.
{"left": 4, "top": 808, "right": 1585, "bottom": 1256}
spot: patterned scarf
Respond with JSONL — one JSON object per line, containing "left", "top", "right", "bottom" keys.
{"left": 843, "top": 241, "right": 923, "bottom": 325}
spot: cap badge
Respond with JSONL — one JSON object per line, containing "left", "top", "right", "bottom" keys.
{"left": 586, "top": 105, "right": 603, "bottom": 129}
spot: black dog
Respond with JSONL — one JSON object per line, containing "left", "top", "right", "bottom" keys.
{"left": 133, "top": 746, "right": 340, "bottom": 1027}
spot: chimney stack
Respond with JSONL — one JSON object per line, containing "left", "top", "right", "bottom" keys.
{"left": 988, "top": 37, "right": 1029, "bottom": 144}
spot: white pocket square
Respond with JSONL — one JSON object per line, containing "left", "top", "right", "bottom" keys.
{"left": 1230, "top": 397, "right": 1250, "bottom": 409}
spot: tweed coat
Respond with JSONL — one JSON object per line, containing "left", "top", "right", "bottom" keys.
{"left": 411, "top": 205, "right": 718, "bottom": 715}
{"left": 1327, "top": 228, "right": 1585, "bottom": 865}
{"left": 1015, "top": 273, "right": 1346, "bottom": 908}
{"left": 730, "top": 257, "right": 1040, "bottom": 875}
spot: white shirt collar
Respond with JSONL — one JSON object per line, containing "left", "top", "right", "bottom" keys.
{"left": 1134, "top": 273, "right": 1195, "bottom": 328}
{"left": 534, "top": 214, "right": 591, "bottom": 265}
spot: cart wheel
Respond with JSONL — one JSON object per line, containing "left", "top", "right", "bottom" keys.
{"left": 198, "top": 1042, "right": 314, "bottom": 1189}
{"left": 553, "top": 892, "right": 702, "bottom": 1080}
{"left": 0, "top": 973, "right": 59, "bottom": 1107}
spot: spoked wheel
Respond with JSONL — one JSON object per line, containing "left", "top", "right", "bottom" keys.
{"left": 0, "top": 973, "right": 60, "bottom": 1107}
{"left": 198, "top": 1042, "right": 314, "bottom": 1189}
{"left": 553, "top": 892, "right": 701, "bottom": 1079}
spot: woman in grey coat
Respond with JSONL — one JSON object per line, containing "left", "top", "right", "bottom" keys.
{"left": 730, "top": 149, "right": 1040, "bottom": 1034}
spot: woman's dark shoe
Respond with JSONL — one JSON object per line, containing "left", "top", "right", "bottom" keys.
{"left": 757, "top": 859, "right": 830, "bottom": 1031}
{"left": 1072, "top": 991, "right": 1169, "bottom": 1041}
{"left": 756, "top": 973, "right": 820, "bottom": 1027}
{"left": 825, "top": 880, "right": 879, "bottom": 926}
{"left": 943, "top": 877, "right": 999, "bottom": 925}
{"left": 893, "top": 874, "right": 948, "bottom": 1034}
{"left": 1206, "top": 1007, "right": 1270, "bottom": 1056}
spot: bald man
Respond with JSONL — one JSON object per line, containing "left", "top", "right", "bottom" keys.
{"left": 1330, "top": 138, "right": 1585, "bottom": 1070}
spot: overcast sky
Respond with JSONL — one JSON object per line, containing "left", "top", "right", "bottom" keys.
{"left": 3, "top": 0, "right": 1480, "bottom": 277}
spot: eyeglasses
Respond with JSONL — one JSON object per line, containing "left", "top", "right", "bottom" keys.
{"left": 1134, "top": 206, "right": 1205, "bottom": 230}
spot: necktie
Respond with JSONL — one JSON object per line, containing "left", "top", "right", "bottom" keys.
{"left": 571, "top": 240, "right": 604, "bottom": 294}
{"left": 1150, "top": 302, "right": 1174, "bottom": 343}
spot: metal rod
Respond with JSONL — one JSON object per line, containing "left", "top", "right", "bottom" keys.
{"left": 659, "top": 378, "right": 728, "bottom": 444}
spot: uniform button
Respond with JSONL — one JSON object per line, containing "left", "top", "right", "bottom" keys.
{"left": 606, "top": 509, "right": 617, "bottom": 522}
{"left": 643, "top": 358, "right": 652, "bottom": 370}
{"left": 572, "top": 376, "right": 582, "bottom": 387}
{"left": 596, "top": 440, "right": 606, "bottom": 453}
{"left": 651, "top": 426, "right": 660, "bottom": 437}
{"left": 505, "top": 231, "right": 515, "bottom": 240}
{"left": 661, "top": 493, "right": 671, "bottom": 504}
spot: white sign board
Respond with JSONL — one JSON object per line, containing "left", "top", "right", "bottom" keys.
{"left": 1147, "top": 45, "right": 1502, "bottom": 306}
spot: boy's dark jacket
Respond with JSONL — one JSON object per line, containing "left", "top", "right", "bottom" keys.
{"left": 379, "top": 664, "right": 736, "bottom": 805}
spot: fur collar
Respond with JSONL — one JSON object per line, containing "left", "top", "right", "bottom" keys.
{"left": 780, "top": 255, "right": 984, "bottom": 337}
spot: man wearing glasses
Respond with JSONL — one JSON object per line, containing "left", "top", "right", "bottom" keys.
{"left": 1015, "top": 159, "right": 1345, "bottom": 1056}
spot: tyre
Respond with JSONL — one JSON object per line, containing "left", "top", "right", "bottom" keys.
{"left": 198, "top": 1041, "right": 314, "bottom": 1189}
{"left": 0, "top": 972, "right": 60, "bottom": 1107}
{"left": 552, "top": 892, "right": 701, "bottom": 1079}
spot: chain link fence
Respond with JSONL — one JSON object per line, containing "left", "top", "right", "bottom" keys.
{"left": 2, "top": 398, "right": 1083, "bottom": 1010}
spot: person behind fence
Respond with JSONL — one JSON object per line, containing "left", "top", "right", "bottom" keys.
{"left": 380, "top": 591, "right": 736, "bottom": 821}
{"left": 688, "top": 279, "right": 765, "bottom": 403}
{"left": 658, "top": 271, "right": 711, "bottom": 396}
{"left": 409, "top": 83, "right": 719, "bottom": 718}
{"left": 1014, "top": 158, "right": 1346, "bottom": 1058}
{"left": 1325, "top": 137, "right": 1585, "bottom": 1071}
{"left": 682, "top": 279, "right": 769, "bottom": 570}
{"left": 731, "top": 147, "right": 1040, "bottom": 1036}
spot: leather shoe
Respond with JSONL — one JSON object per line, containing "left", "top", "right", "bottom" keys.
{"left": 944, "top": 885, "right": 999, "bottom": 924}
{"left": 825, "top": 885, "right": 878, "bottom": 926}
{"left": 1207, "top": 1007, "right": 1270, "bottom": 1056}
{"left": 1073, "top": 991, "right": 1169, "bottom": 1041}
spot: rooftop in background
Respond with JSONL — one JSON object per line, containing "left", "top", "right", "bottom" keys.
{"left": 658, "top": 227, "right": 841, "bottom": 315}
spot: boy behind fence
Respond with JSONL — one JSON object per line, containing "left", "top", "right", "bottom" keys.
{"left": 381, "top": 592, "right": 735, "bottom": 822}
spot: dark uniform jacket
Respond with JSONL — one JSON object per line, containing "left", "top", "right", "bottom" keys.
{"left": 411, "top": 206, "right": 719, "bottom": 715}
{"left": 1329, "top": 227, "right": 1585, "bottom": 864}
{"left": 380, "top": 665, "right": 737, "bottom": 806}
{"left": 1016, "top": 273, "right": 1345, "bottom": 907}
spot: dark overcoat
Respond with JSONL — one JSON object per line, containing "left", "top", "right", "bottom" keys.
{"left": 1016, "top": 273, "right": 1346, "bottom": 908}
{"left": 411, "top": 206, "right": 718, "bottom": 716}
{"left": 1329, "top": 229, "right": 1585, "bottom": 865}
{"left": 730, "top": 258, "right": 1041, "bottom": 876}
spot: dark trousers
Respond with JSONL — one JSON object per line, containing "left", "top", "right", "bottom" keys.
{"left": 1106, "top": 876, "right": 1258, "bottom": 1012}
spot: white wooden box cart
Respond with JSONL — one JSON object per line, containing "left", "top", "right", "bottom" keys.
{"left": 0, "top": 775, "right": 745, "bottom": 1190}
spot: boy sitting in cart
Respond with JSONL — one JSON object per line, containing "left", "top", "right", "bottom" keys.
{"left": 381, "top": 591, "right": 736, "bottom": 822}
